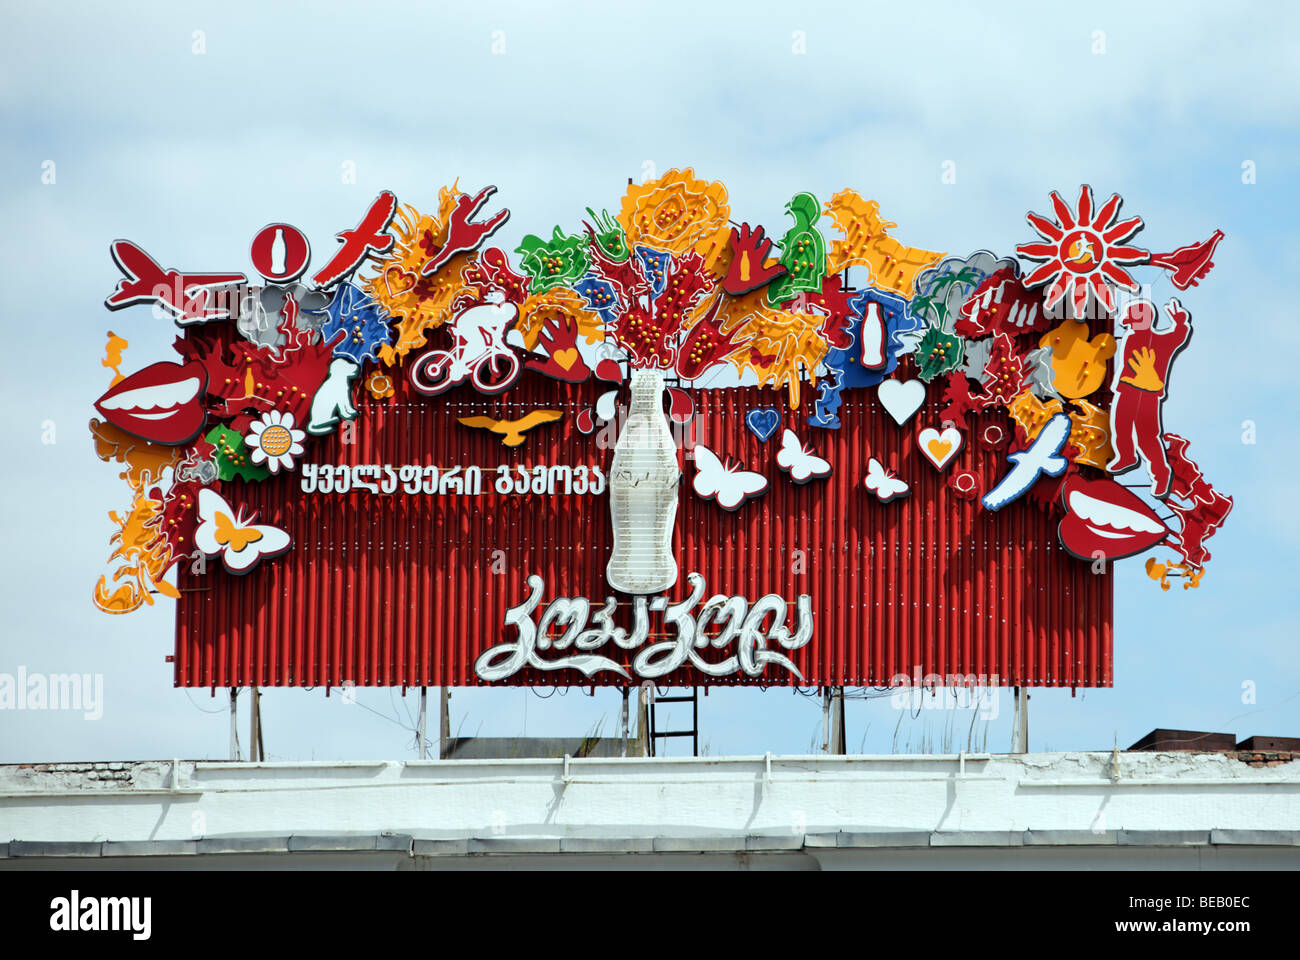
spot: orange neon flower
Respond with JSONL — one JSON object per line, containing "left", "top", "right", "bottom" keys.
{"left": 618, "top": 168, "right": 731, "bottom": 265}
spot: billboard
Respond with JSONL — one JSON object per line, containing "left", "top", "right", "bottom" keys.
{"left": 90, "top": 172, "right": 1231, "bottom": 688}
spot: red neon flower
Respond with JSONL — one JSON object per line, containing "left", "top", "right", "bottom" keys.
{"left": 1016, "top": 185, "right": 1149, "bottom": 317}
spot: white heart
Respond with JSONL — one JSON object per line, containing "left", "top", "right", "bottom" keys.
{"left": 916, "top": 425, "right": 964, "bottom": 470}
{"left": 877, "top": 378, "right": 926, "bottom": 426}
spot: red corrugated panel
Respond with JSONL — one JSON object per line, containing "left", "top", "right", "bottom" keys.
{"left": 176, "top": 362, "right": 1113, "bottom": 689}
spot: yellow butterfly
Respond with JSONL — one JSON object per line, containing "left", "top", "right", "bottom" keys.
{"left": 213, "top": 511, "right": 264, "bottom": 552}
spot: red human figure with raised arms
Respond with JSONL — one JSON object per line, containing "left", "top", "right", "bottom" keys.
{"left": 1107, "top": 297, "right": 1193, "bottom": 498}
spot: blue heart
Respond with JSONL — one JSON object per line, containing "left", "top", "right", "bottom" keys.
{"left": 746, "top": 408, "right": 782, "bottom": 442}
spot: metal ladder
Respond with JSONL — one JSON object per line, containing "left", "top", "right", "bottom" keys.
{"left": 648, "top": 687, "right": 699, "bottom": 757}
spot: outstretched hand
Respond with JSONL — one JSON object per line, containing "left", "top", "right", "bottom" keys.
{"left": 1121, "top": 346, "right": 1165, "bottom": 392}
{"left": 1165, "top": 296, "right": 1190, "bottom": 328}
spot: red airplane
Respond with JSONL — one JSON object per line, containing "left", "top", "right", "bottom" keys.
{"left": 105, "top": 240, "right": 245, "bottom": 323}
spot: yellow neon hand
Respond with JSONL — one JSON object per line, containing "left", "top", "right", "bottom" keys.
{"left": 1120, "top": 346, "right": 1164, "bottom": 392}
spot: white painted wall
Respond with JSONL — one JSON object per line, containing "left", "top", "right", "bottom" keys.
{"left": 2, "top": 752, "right": 1298, "bottom": 869}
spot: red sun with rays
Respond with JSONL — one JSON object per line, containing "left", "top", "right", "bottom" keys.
{"left": 1016, "top": 185, "right": 1149, "bottom": 317}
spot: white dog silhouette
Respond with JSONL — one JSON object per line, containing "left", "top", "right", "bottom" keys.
{"left": 308, "top": 357, "right": 360, "bottom": 435}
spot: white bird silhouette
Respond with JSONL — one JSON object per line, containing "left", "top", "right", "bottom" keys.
{"left": 982, "top": 413, "right": 1071, "bottom": 511}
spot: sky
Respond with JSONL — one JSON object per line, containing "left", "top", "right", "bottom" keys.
{"left": 1, "top": 0, "right": 1297, "bottom": 762}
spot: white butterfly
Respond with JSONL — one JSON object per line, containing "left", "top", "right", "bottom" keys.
{"left": 864, "top": 457, "right": 910, "bottom": 503}
{"left": 692, "top": 445, "right": 768, "bottom": 511}
{"left": 194, "top": 488, "right": 292, "bottom": 575}
{"left": 775, "top": 429, "right": 832, "bottom": 484}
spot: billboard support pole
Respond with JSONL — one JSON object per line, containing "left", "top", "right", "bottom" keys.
{"left": 229, "top": 688, "right": 240, "bottom": 761}
{"left": 249, "top": 686, "right": 262, "bottom": 762}
{"left": 619, "top": 687, "right": 629, "bottom": 758}
{"left": 257, "top": 690, "right": 266, "bottom": 761}
{"left": 439, "top": 687, "right": 450, "bottom": 760}
{"left": 822, "top": 688, "right": 830, "bottom": 753}
{"left": 637, "top": 684, "right": 651, "bottom": 757}
{"left": 1011, "top": 687, "right": 1029, "bottom": 754}
{"left": 832, "top": 687, "right": 846, "bottom": 755}
{"left": 823, "top": 687, "right": 846, "bottom": 754}
{"left": 417, "top": 687, "right": 428, "bottom": 760}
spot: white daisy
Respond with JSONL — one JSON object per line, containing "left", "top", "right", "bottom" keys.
{"left": 246, "top": 410, "right": 305, "bottom": 474}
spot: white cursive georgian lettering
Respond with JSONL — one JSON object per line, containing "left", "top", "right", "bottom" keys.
{"left": 475, "top": 573, "right": 814, "bottom": 682}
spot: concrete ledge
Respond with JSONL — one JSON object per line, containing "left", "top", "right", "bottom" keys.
{"left": 836, "top": 832, "right": 930, "bottom": 848}
{"left": 1024, "top": 829, "right": 1118, "bottom": 846}
{"left": 9, "top": 841, "right": 102, "bottom": 858}
{"left": 653, "top": 836, "right": 746, "bottom": 853}
{"left": 9, "top": 829, "right": 1300, "bottom": 861}
{"left": 931, "top": 831, "right": 1024, "bottom": 847}
{"left": 102, "top": 840, "right": 198, "bottom": 857}
{"left": 467, "top": 837, "right": 561, "bottom": 855}
{"left": 1118, "top": 830, "right": 1211, "bottom": 847}
{"left": 4, "top": 751, "right": 1297, "bottom": 867}
{"left": 5, "top": 749, "right": 1294, "bottom": 858}
{"left": 376, "top": 834, "right": 413, "bottom": 852}
{"left": 746, "top": 834, "right": 804, "bottom": 851}
{"left": 288, "top": 834, "right": 381, "bottom": 853}
{"left": 196, "top": 837, "right": 291, "bottom": 855}
{"left": 412, "top": 838, "right": 468, "bottom": 857}
{"left": 559, "top": 837, "right": 655, "bottom": 854}
{"left": 1210, "top": 829, "right": 1300, "bottom": 846}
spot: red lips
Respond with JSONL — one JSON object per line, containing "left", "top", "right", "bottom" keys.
{"left": 94, "top": 360, "right": 208, "bottom": 445}
{"left": 1058, "top": 475, "right": 1168, "bottom": 561}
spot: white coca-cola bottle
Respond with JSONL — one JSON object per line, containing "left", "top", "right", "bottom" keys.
{"left": 605, "top": 368, "right": 680, "bottom": 594}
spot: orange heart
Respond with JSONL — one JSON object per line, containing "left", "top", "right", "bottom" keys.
{"left": 384, "top": 266, "right": 417, "bottom": 297}
{"left": 927, "top": 439, "right": 952, "bottom": 462}
{"left": 552, "top": 348, "right": 579, "bottom": 371}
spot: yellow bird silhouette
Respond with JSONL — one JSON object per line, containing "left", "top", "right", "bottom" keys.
{"left": 458, "top": 410, "right": 564, "bottom": 447}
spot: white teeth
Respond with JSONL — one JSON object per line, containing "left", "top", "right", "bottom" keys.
{"left": 1068, "top": 489, "right": 1163, "bottom": 534}
{"left": 100, "top": 377, "right": 200, "bottom": 413}
{"left": 1088, "top": 527, "right": 1130, "bottom": 539}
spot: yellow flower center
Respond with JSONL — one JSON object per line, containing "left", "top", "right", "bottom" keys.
{"left": 260, "top": 424, "right": 293, "bottom": 457}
